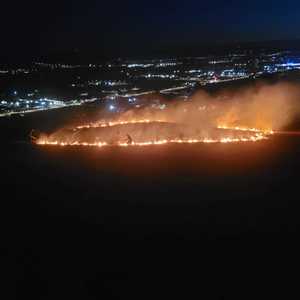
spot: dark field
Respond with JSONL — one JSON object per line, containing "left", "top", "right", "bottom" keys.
{"left": 2, "top": 106, "right": 300, "bottom": 299}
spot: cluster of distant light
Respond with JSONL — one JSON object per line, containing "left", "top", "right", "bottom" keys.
{"left": 160, "top": 84, "right": 195, "bottom": 95}
{"left": 139, "top": 69, "right": 250, "bottom": 81}
{"left": 87, "top": 80, "right": 128, "bottom": 87}
{"left": 101, "top": 95, "right": 166, "bottom": 112}
{"left": 0, "top": 69, "right": 30, "bottom": 75}
{"left": 0, "top": 98, "right": 64, "bottom": 109}
{"left": 262, "top": 62, "right": 300, "bottom": 74}
{"left": 263, "top": 65, "right": 278, "bottom": 74}
{"left": 209, "top": 60, "right": 232, "bottom": 64}
{"left": 35, "top": 62, "right": 83, "bottom": 69}
{"left": 0, "top": 96, "right": 100, "bottom": 117}
{"left": 126, "top": 61, "right": 181, "bottom": 69}
{"left": 127, "top": 63, "right": 154, "bottom": 68}
{"left": 277, "top": 62, "right": 300, "bottom": 67}
{"left": 156, "top": 62, "right": 180, "bottom": 67}
{"left": 0, "top": 98, "right": 67, "bottom": 117}
{"left": 34, "top": 59, "right": 182, "bottom": 71}
{"left": 142, "top": 74, "right": 177, "bottom": 79}
{"left": 220, "top": 69, "right": 248, "bottom": 78}
{"left": 136, "top": 69, "right": 251, "bottom": 83}
{"left": 186, "top": 70, "right": 202, "bottom": 74}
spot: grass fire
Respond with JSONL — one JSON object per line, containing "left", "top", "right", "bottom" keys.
{"left": 34, "top": 81, "right": 300, "bottom": 148}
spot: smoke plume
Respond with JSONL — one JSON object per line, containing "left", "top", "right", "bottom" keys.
{"left": 118, "top": 81, "right": 300, "bottom": 131}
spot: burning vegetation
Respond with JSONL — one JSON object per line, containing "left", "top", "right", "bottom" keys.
{"left": 35, "top": 82, "right": 300, "bottom": 148}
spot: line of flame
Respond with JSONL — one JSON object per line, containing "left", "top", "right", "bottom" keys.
{"left": 76, "top": 119, "right": 167, "bottom": 129}
{"left": 217, "top": 125, "right": 274, "bottom": 135}
{"left": 37, "top": 134, "right": 267, "bottom": 148}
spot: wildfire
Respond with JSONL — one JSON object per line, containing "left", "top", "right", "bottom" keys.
{"left": 35, "top": 119, "right": 270, "bottom": 148}
{"left": 32, "top": 80, "right": 300, "bottom": 149}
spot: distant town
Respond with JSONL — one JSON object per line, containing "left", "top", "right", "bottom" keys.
{"left": 1, "top": 50, "right": 300, "bottom": 117}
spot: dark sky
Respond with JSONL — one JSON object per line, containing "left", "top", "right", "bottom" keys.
{"left": 1, "top": 0, "right": 300, "bottom": 60}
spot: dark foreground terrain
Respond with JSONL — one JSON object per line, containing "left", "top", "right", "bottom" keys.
{"left": 2, "top": 104, "right": 300, "bottom": 299}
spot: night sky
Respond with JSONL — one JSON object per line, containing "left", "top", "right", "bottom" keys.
{"left": 1, "top": 0, "right": 300, "bottom": 60}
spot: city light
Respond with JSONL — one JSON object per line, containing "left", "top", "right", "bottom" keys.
{"left": 1, "top": 51, "right": 300, "bottom": 118}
